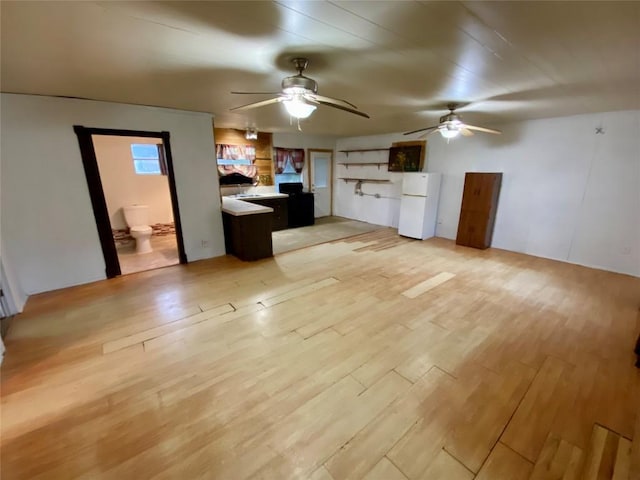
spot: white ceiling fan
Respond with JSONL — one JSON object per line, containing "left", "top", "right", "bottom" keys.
{"left": 404, "top": 104, "right": 501, "bottom": 139}
{"left": 230, "top": 57, "right": 370, "bottom": 120}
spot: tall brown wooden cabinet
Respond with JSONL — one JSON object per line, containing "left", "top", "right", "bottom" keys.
{"left": 456, "top": 172, "right": 502, "bottom": 249}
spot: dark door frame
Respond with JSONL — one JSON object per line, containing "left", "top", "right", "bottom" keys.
{"left": 74, "top": 126, "right": 187, "bottom": 278}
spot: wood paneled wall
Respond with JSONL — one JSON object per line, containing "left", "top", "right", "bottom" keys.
{"left": 214, "top": 128, "right": 274, "bottom": 185}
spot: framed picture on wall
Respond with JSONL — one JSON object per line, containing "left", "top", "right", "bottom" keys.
{"left": 388, "top": 143, "right": 425, "bottom": 172}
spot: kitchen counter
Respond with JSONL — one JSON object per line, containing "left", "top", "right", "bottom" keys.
{"left": 220, "top": 193, "right": 291, "bottom": 261}
{"left": 221, "top": 196, "right": 274, "bottom": 216}
{"left": 225, "top": 192, "right": 288, "bottom": 200}
{"left": 221, "top": 193, "right": 289, "bottom": 217}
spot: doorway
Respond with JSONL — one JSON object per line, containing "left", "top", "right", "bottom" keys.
{"left": 308, "top": 149, "right": 333, "bottom": 218}
{"left": 74, "top": 127, "right": 186, "bottom": 278}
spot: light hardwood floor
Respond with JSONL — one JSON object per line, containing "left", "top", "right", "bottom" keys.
{"left": 272, "top": 216, "right": 383, "bottom": 255}
{"left": 1, "top": 230, "right": 639, "bottom": 479}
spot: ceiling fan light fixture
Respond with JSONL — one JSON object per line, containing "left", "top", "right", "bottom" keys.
{"left": 230, "top": 58, "right": 369, "bottom": 120}
{"left": 283, "top": 96, "right": 316, "bottom": 119}
{"left": 404, "top": 105, "right": 500, "bottom": 139}
{"left": 439, "top": 126, "right": 460, "bottom": 139}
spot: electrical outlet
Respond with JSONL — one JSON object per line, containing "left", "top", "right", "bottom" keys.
{"left": 201, "top": 240, "right": 209, "bottom": 248}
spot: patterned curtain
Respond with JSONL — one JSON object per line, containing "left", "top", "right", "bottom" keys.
{"left": 274, "top": 147, "right": 304, "bottom": 174}
{"left": 274, "top": 148, "right": 288, "bottom": 174}
{"left": 291, "top": 149, "right": 305, "bottom": 173}
{"left": 216, "top": 144, "right": 256, "bottom": 161}
{"left": 157, "top": 144, "right": 168, "bottom": 175}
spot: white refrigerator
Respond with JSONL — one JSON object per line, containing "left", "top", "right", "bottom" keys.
{"left": 398, "top": 173, "right": 442, "bottom": 239}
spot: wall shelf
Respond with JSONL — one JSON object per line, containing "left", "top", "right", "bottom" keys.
{"left": 337, "top": 162, "right": 388, "bottom": 170}
{"left": 338, "top": 148, "right": 390, "bottom": 157}
{"left": 338, "top": 178, "right": 392, "bottom": 184}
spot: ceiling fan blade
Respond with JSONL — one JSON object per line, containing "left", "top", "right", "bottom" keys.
{"left": 403, "top": 125, "right": 438, "bottom": 136}
{"left": 460, "top": 127, "right": 474, "bottom": 137}
{"left": 463, "top": 124, "right": 502, "bottom": 134}
{"left": 315, "top": 100, "right": 370, "bottom": 119}
{"left": 231, "top": 91, "right": 281, "bottom": 95}
{"left": 300, "top": 95, "right": 320, "bottom": 106}
{"left": 306, "top": 94, "right": 359, "bottom": 110}
{"left": 418, "top": 129, "right": 441, "bottom": 139}
{"left": 229, "top": 97, "right": 283, "bottom": 112}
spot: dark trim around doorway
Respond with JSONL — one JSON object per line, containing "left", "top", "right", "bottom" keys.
{"left": 74, "top": 126, "right": 187, "bottom": 279}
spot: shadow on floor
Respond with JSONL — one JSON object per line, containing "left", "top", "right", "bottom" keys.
{"left": 272, "top": 216, "right": 384, "bottom": 255}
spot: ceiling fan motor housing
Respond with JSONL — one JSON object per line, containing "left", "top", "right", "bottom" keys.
{"left": 440, "top": 112, "right": 462, "bottom": 124}
{"left": 282, "top": 75, "right": 318, "bottom": 94}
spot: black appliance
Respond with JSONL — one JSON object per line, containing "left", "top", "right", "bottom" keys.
{"left": 279, "top": 183, "right": 315, "bottom": 228}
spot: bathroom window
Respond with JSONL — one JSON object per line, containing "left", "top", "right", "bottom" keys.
{"left": 131, "top": 144, "right": 167, "bottom": 175}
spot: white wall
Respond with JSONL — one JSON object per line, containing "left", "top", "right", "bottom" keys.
{"left": 93, "top": 135, "right": 174, "bottom": 229}
{"left": 0, "top": 94, "right": 226, "bottom": 295}
{"left": 334, "top": 110, "right": 640, "bottom": 277}
{"left": 334, "top": 133, "right": 408, "bottom": 227}
{"left": 272, "top": 132, "right": 337, "bottom": 151}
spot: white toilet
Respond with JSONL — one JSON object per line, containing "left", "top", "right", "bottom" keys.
{"left": 123, "top": 205, "right": 153, "bottom": 254}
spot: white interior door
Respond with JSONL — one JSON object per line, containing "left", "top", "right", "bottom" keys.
{"left": 309, "top": 149, "right": 333, "bottom": 218}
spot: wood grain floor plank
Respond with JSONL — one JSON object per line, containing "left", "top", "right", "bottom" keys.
{"left": 444, "top": 361, "right": 536, "bottom": 473}
{"left": 475, "top": 442, "right": 534, "bottom": 480}
{"left": 362, "top": 457, "right": 408, "bottom": 480}
{"left": 350, "top": 321, "right": 446, "bottom": 387}
{"left": 529, "top": 433, "right": 584, "bottom": 480}
{"left": 501, "top": 355, "right": 576, "bottom": 462}
{"left": 401, "top": 272, "right": 456, "bottom": 299}
{"left": 613, "top": 436, "right": 632, "bottom": 480}
{"left": 417, "top": 449, "right": 474, "bottom": 480}
{"left": 260, "top": 277, "right": 340, "bottom": 307}
{"left": 385, "top": 369, "right": 475, "bottom": 478}
{"left": 582, "top": 424, "right": 632, "bottom": 480}
{"left": 308, "top": 465, "right": 336, "bottom": 480}
{"left": 250, "top": 371, "right": 412, "bottom": 479}
{"left": 142, "top": 302, "right": 265, "bottom": 351}
{"left": 325, "top": 367, "right": 454, "bottom": 480}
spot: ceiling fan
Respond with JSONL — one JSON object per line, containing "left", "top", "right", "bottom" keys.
{"left": 404, "top": 104, "right": 501, "bottom": 139}
{"left": 230, "top": 57, "right": 370, "bottom": 120}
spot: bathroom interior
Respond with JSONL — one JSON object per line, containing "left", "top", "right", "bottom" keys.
{"left": 92, "top": 134, "right": 179, "bottom": 275}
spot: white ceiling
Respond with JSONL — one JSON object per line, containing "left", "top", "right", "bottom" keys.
{"left": 1, "top": 1, "right": 639, "bottom": 136}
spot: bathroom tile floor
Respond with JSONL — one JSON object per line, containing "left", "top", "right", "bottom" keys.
{"left": 116, "top": 234, "right": 179, "bottom": 275}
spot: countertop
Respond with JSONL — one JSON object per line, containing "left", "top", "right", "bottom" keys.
{"left": 224, "top": 193, "right": 289, "bottom": 200}
{"left": 221, "top": 197, "right": 273, "bottom": 216}
{"left": 221, "top": 193, "right": 289, "bottom": 217}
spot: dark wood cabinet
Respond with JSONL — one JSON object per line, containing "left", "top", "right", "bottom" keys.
{"left": 244, "top": 197, "right": 289, "bottom": 231}
{"left": 222, "top": 212, "right": 273, "bottom": 261}
{"left": 456, "top": 172, "right": 502, "bottom": 249}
